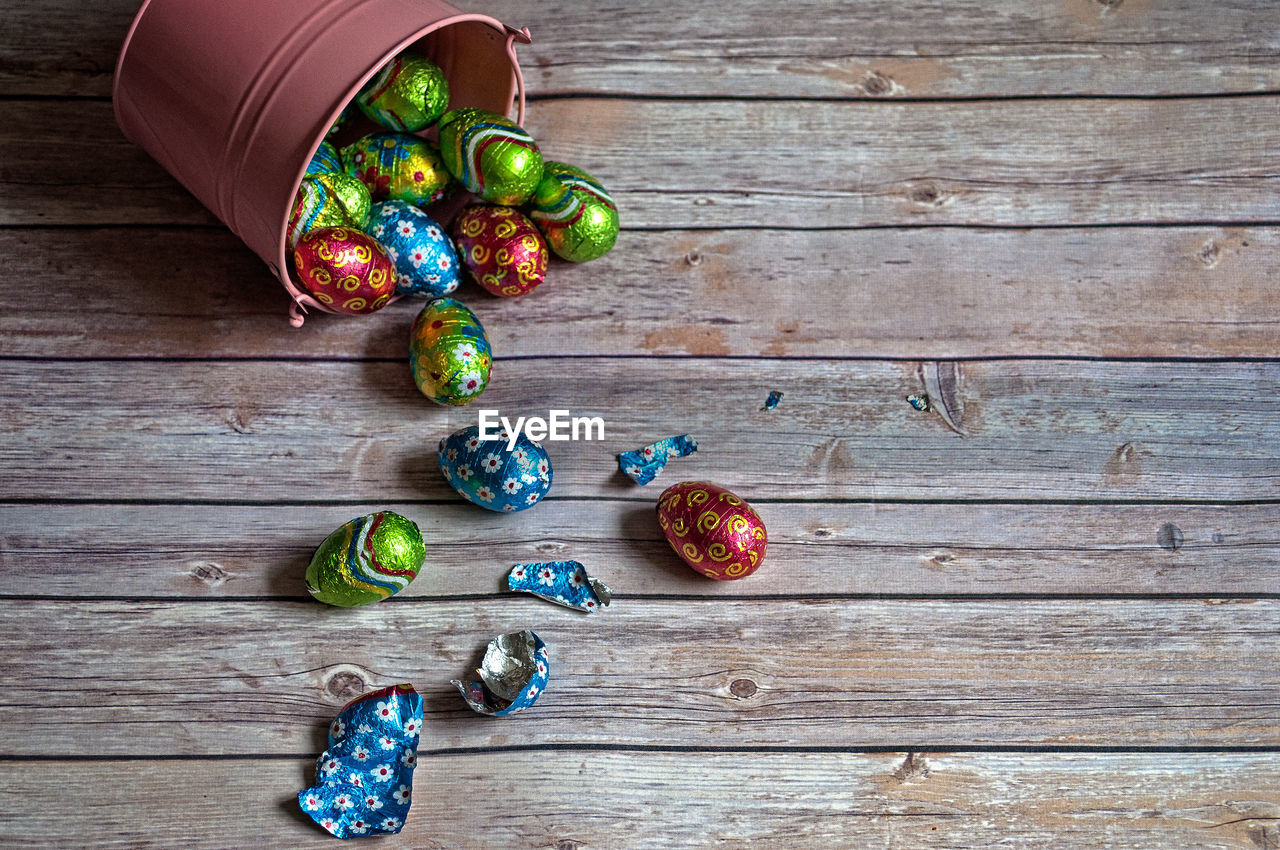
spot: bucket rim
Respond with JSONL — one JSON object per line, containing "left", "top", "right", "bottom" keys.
{"left": 111, "top": 0, "right": 157, "bottom": 136}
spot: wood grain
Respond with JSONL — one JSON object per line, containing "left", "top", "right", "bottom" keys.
{"left": 3, "top": 502, "right": 1276, "bottom": 599}
{"left": 6, "top": 752, "right": 1280, "bottom": 848}
{"left": 7, "top": 97, "right": 1280, "bottom": 228}
{"left": 5, "top": 225, "right": 1279, "bottom": 359}
{"left": 5, "top": 0, "right": 1280, "bottom": 98}
{"left": 1, "top": 598, "right": 1277, "bottom": 755}
{"left": 2, "top": 359, "right": 1276, "bottom": 502}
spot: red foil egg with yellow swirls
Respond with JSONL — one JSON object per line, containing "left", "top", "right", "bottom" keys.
{"left": 656, "top": 481, "right": 768, "bottom": 580}
{"left": 293, "top": 226, "right": 396, "bottom": 315}
{"left": 451, "top": 205, "right": 548, "bottom": 298}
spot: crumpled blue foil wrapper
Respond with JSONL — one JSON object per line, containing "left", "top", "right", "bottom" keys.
{"left": 508, "top": 561, "right": 611, "bottom": 613}
{"left": 298, "top": 684, "right": 423, "bottom": 839}
{"left": 453, "top": 630, "right": 549, "bottom": 716}
{"left": 762, "top": 390, "right": 783, "bottom": 410}
{"left": 617, "top": 435, "right": 697, "bottom": 485}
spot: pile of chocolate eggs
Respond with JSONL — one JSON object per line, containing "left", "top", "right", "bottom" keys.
{"left": 287, "top": 50, "right": 619, "bottom": 405}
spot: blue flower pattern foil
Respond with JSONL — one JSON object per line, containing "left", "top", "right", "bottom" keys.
{"left": 508, "top": 561, "right": 611, "bottom": 613}
{"left": 306, "top": 141, "right": 345, "bottom": 177}
{"left": 762, "top": 390, "right": 783, "bottom": 410}
{"left": 367, "top": 200, "right": 461, "bottom": 297}
{"left": 617, "top": 435, "right": 697, "bottom": 485}
{"left": 453, "top": 630, "right": 549, "bottom": 716}
{"left": 298, "top": 684, "right": 422, "bottom": 839}
{"left": 438, "top": 425, "right": 552, "bottom": 512}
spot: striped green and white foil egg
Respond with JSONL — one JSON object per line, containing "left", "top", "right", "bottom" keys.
{"left": 305, "top": 511, "right": 426, "bottom": 607}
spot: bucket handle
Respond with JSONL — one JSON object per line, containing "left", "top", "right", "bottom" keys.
{"left": 287, "top": 24, "right": 533, "bottom": 328}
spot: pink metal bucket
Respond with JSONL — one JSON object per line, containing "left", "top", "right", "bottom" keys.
{"left": 113, "top": 0, "right": 529, "bottom": 326}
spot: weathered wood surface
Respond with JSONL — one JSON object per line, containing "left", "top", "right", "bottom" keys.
{"left": 5, "top": 225, "right": 1279, "bottom": 359}
{"left": 5, "top": 0, "right": 1280, "bottom": 99}
{"left": 2, "top": 359, "right": 1276, "bottom": 502}
{"left": 6, "top": 752, "right": 1280, "bottom": 849}
{"left": 3, "top": 502, "right": 1276, "bottom": 599}
{"left": 2, "top": 599, "right": 1277, "bottom": 755}
{"left": 6, "top": 98, "right": 1280, "bottom": 228}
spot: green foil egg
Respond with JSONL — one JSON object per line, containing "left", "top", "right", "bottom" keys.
{"left": 287, "top": 172, "right": 372, "bottom": 249}
{"left": 341, "top": 133, "right": 452, "bottom": 207}
{"left": 528, "top": 161, "right": 620, "bottom": 263}
{"left": 409, "top": 298, "right": 492, "bottom": 405}
{"left": 355, "top": 54, "right": 449, "bottom": 132}
{"left": 438, "top": 108, "right": 543, "bottom": 206}
{"left": 305, "top": 511, "right": 426, "bottom": 607}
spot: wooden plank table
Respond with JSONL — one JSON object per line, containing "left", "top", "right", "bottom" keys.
{"left": 2, "top": 0, "right": 1279, "bottom": 846}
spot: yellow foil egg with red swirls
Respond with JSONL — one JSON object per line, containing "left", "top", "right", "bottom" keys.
{"left": 656, "top": 481, "right": 768, "bottom": 580}
{"left": 293, "top": 226, "right": 396, "bottom": 315}
{"left": 450, "top": 205, "right": 548, "bottom": 298}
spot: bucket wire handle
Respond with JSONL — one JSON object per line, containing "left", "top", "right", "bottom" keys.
{"left": 504, "top": 25, "right": 531, "bottom": 126}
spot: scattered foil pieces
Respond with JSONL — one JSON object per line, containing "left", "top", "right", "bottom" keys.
{"left": 906, "top": 394, "right": 932, "bottom": 412}
{"left": 508, "top": 561, "right": 611, "bottom": 613}
{"left": 618, "top": 435, "right": 697, "bottom": 485}
{"left": 453, "top": 630, "right": 549, "bottom": 716}
{"left": 762, "top": 391, "right": 783, "bottom": 410}
{"left": 298, "top": 684, "right": 422, "bottom": 839}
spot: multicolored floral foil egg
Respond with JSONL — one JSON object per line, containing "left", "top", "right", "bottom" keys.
{"left": 367, "top": 201, "right": 460, "bottom": 297}
{"left": 305, "top": 141, "right": 344, "bottom": 177}
{"left": 409, "top": 298, "right": 491, "bottom": 404}
{"left": 528, "top": 161, "right": 620, "bottom": 263}
{"left": 305, "top": 511, "right": 426, "bottom": 606}
{"left": 355, "top": 53, "right": 449, "bottom": 132}
{"left": 341, "top": 133, "right": 452, "bottom": 207}
{"left": 451, "top": 205, "right": 548, "bottom": 297}
{"left": 287, "top": 172, "right": 372, "bottom": 249}
{"left": 438, "top": 108, "right": 543, "bottom": 206}
{"left": 437, "top": 424, "right": 552, "bottom": 512}
{"left": 656, "top": 481, "right": 768, "bottom": 580}
{"left": 293, "top": 226, "right": 396, "bottom": 315}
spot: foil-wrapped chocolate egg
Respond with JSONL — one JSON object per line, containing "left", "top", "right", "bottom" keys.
{"left": 305, "top": 141, "right": 344, "bottom": 177}
{"left": 528, "top": 161, "right": 620, "bottom": 263}
{"left": 438, "top": 108, "right": 543, "bottom": 205}
{"left": 437, "top": 425, "right": 552, "bottom": 512}
{"left": 326, "top": 103, "right": 354, "bottom": 138}
{"left": 355, "top": 53, "right": 449, "bottom": 132}
{"left": 288, "top": 172, "right": 372, "bottom": 249}
{"left": 367, "top": 201, "right": 460, "bottom": 297}
{"left": 656, "top": 481, "right": 768, "bottom": 580}
{"left": 305, "top": 511, "right": 426, "bottom": 607}
{"left": 451, "top": 205, "right": 548, "bottom": 297}
{"left": 293, "top": 226, "right": 396, "bottom": 315}
{"left": 453, "top": 630, "right": 549, "bottom": 716}
{"left": 341, "top": 133, "right": 452, "bottom": 207}
{"left": 409, "top": 298, "right": 491, "bottom": 404}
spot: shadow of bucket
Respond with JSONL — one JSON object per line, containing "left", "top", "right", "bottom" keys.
{"left": 112, "top": 0, "right": 529, "bottom": 326}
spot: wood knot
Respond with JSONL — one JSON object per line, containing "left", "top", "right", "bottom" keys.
{"left": 1157, "top": 522, "right": 1184, "bottom": 552}
{"left": 226, "top": 409, "right": 254, "bottom": 434}
{"left": 535, "top": 541, "right": 568, "bottom": 554}
{"left": 908, "top": 182, "right": 950, "bottom": 207}
{"left": 325, "top": 670, "right": 367, "bottom": 701}
{"left": 813, "top": 528, "right": 834, "bottom": 539}
{"left": 1212, "top": 532, "right": 1225, "bottom": 544}
{"left": 729, "top": 678, "right": 758, "bottom": 698}
{"left": 189, "top": 561, "right": 229, "bottom": 586}
{"left": 861, "top": 71, "right": 894, "bottom": 96}
{"left": 893, "top": 752, "right": 931, "bottom": 782}
{"left": 1094, "top": 0, "right": 1124, "bottom": 8}
{"left": 1196, "top": 240, "right": 1221, "bottom": 268}
{"left": 556, "top": 841, "right": 582, "bottom": 850}
{"left": 684, "top": 250, "right": 703, "bottom": 266}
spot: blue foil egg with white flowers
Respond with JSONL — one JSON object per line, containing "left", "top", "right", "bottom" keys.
{"left": 367, "top": 200, "right": 460, "bottom": 297}
{"left": 437, "top": 425, "right": 552, "bottom": 512}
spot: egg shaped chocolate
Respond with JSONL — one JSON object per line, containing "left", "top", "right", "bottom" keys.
{"left": 354, "top": 53, "right": 449, "bottom": 132}
{"left": 342, "top": 133, "right": 452, "bottom": 208}
{"left": 451, "top": 205, "right": 548, "bottom": 297}
{"left": 528, "top": 161, "right": 619, "bottom": 263}
{"left": 656, "top": 481, "right": 768, "bottom": 580}
{"left": 293, "top": 226, "right": 396, "bottom": 315}
{"left": 438, "top": 108, "right": 543, "bottom": 206}
{"left": 305, "top": 511, "right": 426, "bottom": 607}
{"left": 438, "top": 425, "right": 552, "bottom": 512}
{"left": 409, "top": 298, "right": 492, "bottom": 404}
{"left": 305, "top": 141, "right": 344, "bottom": 177}
{"left": 368, "top": 201, "right": 460, "bottom": 297}
{"left": 288, "top": 172, "right": 372, "bottom": 249}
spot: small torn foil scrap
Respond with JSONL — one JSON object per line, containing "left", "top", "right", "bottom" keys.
{"left": 762, "top": 391, "right": 783, "bottom": 410}
{"left": 508, "top": 561, "right": 611, "bottom": 613}
{"left": 618, "top": 434, "right": 697, "bottom": 485}
{"left": 453, "top": 630, "right": 549, "bottom": 716}
{"left": 906, "top": 393, "right": 931, "bottom": 412}
{"left": 298, "top": 683, "right": 422, "bottom": 839}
